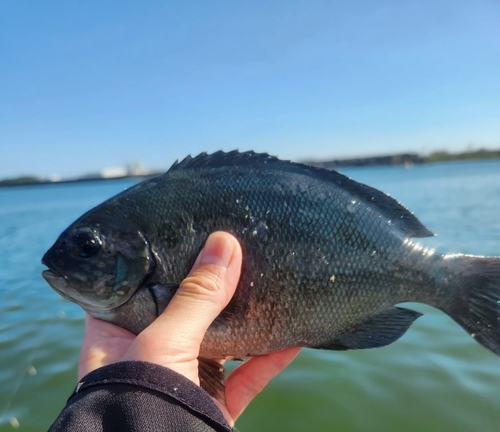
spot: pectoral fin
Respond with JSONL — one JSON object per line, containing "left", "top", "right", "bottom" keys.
{"left": 198, "top": 357, "right": 226, "bottom": 403}
{"left": 313, "top": 307, "right": 422, "bottom": 351}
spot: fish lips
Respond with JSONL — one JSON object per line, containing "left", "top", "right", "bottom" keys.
{"left": 42, "top": 268, "right": 76, "bottom": 303}
{"left": 41, "top": 253, "right": 70, "bottom": 299}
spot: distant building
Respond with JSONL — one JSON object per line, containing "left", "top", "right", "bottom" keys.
{"left": 100, "top": 167, "right": 128, "bottom": 178}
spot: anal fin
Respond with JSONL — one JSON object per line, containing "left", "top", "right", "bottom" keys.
{"left": 313, "top": 307, "right": 422, "bottom": 351}
{"left": 198, "top": 357, "right": 226, "bottom": 403}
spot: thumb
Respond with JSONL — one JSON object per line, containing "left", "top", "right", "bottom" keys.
{"left": 123, "top": 232, "right": 242, "bottom": 384}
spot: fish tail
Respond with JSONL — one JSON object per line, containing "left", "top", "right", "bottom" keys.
{"left": 440, "top": 255, "right": 500, "bottom": 355}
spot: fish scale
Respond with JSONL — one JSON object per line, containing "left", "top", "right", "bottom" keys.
{"left": 42, "top": 150, "right": 500, "bottom": 399}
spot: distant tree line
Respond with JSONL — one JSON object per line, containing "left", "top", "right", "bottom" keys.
{"left": 0, "top": 176, "right": 41, "bottom": 186}
{"left": 422, "top": 148, "right": 500, "bottom": 163}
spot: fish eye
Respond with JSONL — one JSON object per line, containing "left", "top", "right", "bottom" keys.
{"left": 70, "top": 228, "right": 101, "bottom": 259}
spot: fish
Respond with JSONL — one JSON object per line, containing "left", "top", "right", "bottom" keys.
{"left": 42, "top": 150, "right": 500, "bottom": 400}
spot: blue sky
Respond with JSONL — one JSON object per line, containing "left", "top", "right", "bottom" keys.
{"left": 1, "top": 0, "right": 499, "bottom": 179}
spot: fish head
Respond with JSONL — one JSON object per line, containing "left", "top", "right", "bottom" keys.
{"left": 42, "top": 220, "right": 154, "bottom": 312}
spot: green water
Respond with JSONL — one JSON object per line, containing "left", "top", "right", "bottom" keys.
{"left": 1, "top": 160, "right": 499, "bottom": 431}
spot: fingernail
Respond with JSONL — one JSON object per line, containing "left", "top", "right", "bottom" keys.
{"left": 198, "top": 233, "right": 237, "bottom": 268}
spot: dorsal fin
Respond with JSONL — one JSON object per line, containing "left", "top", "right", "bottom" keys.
{"left": 168, "top": 150, "right": 282, "bottom": 171}
{"left": 167, "top": 150, "right": 434, "bottom": 238}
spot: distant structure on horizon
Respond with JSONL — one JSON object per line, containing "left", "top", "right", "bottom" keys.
{"left": 2, "top": 148, "right": 499, "bottom": 187}
{"left": 80, "top": 161, "right": 151, "bottom": 180}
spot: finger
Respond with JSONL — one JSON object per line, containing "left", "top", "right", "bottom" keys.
{"left": 79, "top": 314, "right": 135, "bottom": 379}
{"left": 123, "top": 232, "right": 242, "bottom": 381}
{"left": 222, "top": 347, "right": 301, "bottom": 422}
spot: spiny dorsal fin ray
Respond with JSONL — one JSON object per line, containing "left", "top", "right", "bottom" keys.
{"left": 168, "top": 150, "right": 434, "bottom": 238}
{"left": 168, "top": 150, "right": 282, "bottom": 171}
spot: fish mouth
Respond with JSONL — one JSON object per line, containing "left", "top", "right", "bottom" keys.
{"left": 42, "top": 268, "right": 75, "bottom": 302}
{"left": 41, "top": 252, "right": 69, "bottom": 296}
{"left": 42, "top": 268, "right": 116, "bottom": 312}
{"left": 42, "top": 264, "right": 64, "bottom": 279}
{"left": 42, "top": 268, "right": 60, "bottom": 279}
{"left": 41, "top": 249, "right": 157, "bottom": 313}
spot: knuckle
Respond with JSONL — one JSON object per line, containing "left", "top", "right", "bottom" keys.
{"left": 181, "top": 267, "right": 225, "bottom": 298}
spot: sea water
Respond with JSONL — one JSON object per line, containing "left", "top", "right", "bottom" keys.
{"left": 0, "top": 160, "right": 499, "bottom": 431}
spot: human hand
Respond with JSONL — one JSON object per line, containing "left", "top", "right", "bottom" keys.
{"left": 78, "top": 231, "right": 301, "bottom": 425}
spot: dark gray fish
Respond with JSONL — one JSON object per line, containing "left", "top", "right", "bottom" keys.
{"left": 42, "top": 151, "right": 500, "bottom": 400}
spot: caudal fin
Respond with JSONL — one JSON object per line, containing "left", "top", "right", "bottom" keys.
{"left": 442, "top": 256, "right": 500, "bottom": 356}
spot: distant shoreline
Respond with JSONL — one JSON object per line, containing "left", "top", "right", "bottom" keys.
{"left": 1, "top": 148, "right": 499, "bottom": 188}
{"left": 0, "top": 174, "right": 159, "bottom": 189}
{"left": 304, "top": 148, "right": 500, "bottom": 170}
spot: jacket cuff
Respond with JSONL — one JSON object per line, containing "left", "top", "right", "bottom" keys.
{"left": 72, "top": 360, "right": 231, "bottom": 430}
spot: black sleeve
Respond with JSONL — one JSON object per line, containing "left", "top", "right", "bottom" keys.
{"left": 49, "top": 361, "right": 232, "bottom": 432}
